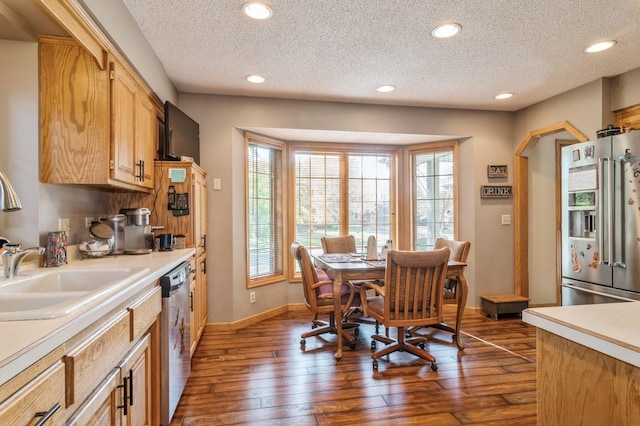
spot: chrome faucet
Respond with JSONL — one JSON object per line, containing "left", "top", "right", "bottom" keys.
{"left": 2, "top": 243, "right": 45, "bottom": 278}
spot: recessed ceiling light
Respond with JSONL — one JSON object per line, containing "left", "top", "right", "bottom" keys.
{"left": 431, "top": 23, "right": 461, "bottom": 39}
{"left": 246, "top": 74, "right": 265, "bottom": 84}
{"left": 584, "top": 40, "right": 616, "bottom": 53}
{"left": 243, "top": 2, "right": 273, "bottom": 20}
{"left": 495, "top": 92, "right": 514, "bottom": 100}
{"left": 376, "top": 85, "right": 396, "bottom": 93}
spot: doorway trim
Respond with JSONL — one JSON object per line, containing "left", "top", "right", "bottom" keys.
{"left": 513, "top": 121, "right": 588, "bottom": 298}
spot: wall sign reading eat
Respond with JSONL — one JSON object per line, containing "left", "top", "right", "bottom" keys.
{"left": 488, "top": 165, "right": 508, "bottom": 178}
{"left": 481, "top": 185, "right": 512, "bottom": 198}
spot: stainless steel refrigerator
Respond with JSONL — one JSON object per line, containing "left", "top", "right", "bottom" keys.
{"left": 561, "top": 131, "right": 640, "bottom": 305}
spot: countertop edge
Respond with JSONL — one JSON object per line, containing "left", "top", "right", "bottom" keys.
{"left": 522, "top": 306, "right": 640, "bottom": 368}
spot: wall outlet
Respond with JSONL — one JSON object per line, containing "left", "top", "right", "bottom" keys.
{"left": 58, "top": 218, "right": 70, "bottom": 232}
{"left": 250, "top": 291, "right": 256, "bottom": 304}
{"left": 84, "top": 217, "right": 94, "bottom": 227}
{"left": 501, "top": 215, "right": 511, "bottom": 225}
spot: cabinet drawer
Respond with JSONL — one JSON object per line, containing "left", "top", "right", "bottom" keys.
{"left": 128, "top": 286, "right": 161, "bottom": 342}
{"left": 65, "top": 310, "right": 130, "bottom": 407}
{"left": 0, "top": 361, "right": 65, "bottom": 425}
{"left": 66, "top": 368, "right": 119, "bottom": 426}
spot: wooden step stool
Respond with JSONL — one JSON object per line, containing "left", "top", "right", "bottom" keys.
{"left": 481, "top": 294, "right": 529, "bottom": 320}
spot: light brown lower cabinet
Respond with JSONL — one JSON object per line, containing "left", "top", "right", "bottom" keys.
{"left": 0, "top": 360, "right": 66, "bottom": 425}
{"left": 190, "top": 253, "right": 208, "bottom": 358}
{"left": 67, "top": 334, "right": 152, "bottom": 426}
{"left": 537, "top": 329, "right": 640, "bottom": 425}
{"left": 0, "top": 284, "right": 161, "bottom": 425}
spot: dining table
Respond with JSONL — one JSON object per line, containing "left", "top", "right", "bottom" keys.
{"left": 313, "top": 253, "right": 468, "bottom": 359}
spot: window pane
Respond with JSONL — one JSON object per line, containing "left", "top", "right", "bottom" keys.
{"left": 294, "top": 152, "right": 341, "bottom": 254}
{"left": 412, "top": 148, "right": 454, "bottom": 250}
{"left": 248, "top": 139, "right": 283, "bottom": 281}
{"left": 347, "top": 154, "right": 393, "bottom": 252}
{"left": 293, "top": 151, "right": 395, "bottom": 255}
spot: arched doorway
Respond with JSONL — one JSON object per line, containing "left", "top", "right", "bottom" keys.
{"left": 513, "top": 121, "right": 588, "bottom": 300}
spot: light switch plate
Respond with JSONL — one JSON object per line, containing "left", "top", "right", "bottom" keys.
{"left": 501, "top": 215, "right": 511, "bottom": 225}
{"left": 213, "top": 178, "right": 221, "bottom": 191}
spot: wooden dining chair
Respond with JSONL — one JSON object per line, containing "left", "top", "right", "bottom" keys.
{"left": 320, "top": 235, "right": 374, "bottom": 322}
{"left": 409, "top": 238, "right": 471, "bottom": 344}
{"left": 435, "top": 238, "right": 471, "bottom": 303}
{"left": 291, "top": 242, "right": 360, "bottom": 349}
{"left": 320, "top": 235, "right": 357, "bottom": 254}
{"left": 360, "top": 247, "right": 449, "bottom": 371}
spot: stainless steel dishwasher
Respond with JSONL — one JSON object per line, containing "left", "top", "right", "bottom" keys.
{"left": 160, "top": 261, "right": 192, "bottom": 425}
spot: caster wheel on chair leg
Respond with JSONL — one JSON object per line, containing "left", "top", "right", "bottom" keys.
{"left": 300, "top": 338, "right": 306, "bottom": 347}
{"left": 371, "top": 340, "right": 376, "bottom": 351}
{"left": 349, "top": 341, "right": 357, "bottom": 350}
{"left": 354, "top": 327, "right": 360, "bottom": 336}
{"left": 431, "top": 362, "right": 438, "bottom": 372}
{"left": 373, "top": 360, "right": 378, "bottom": 371}
{"left": 451, "top": 334, "right": 456, "bottom": 342}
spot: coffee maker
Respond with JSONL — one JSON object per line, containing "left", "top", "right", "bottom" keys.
{"left": 119, "top": 208, "right": 153, "bottom": 254}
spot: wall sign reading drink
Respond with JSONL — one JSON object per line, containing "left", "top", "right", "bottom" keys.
{"left": 481, "top": 185, "right": 513, "bottom": 198}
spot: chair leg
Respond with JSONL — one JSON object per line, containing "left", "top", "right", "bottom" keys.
{"left": 370, "top": 327, "right": 437, "bottom": 370}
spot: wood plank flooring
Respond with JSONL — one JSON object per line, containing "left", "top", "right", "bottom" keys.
{"left": 170, "top": 307, "right": 537, "bottom": 425}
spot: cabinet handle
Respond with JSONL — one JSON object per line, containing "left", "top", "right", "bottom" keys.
{"left": 202, "top": 234, "right": 207, "bottom": 251}
{"left": 117, "top": 376, "right": 129, "bottom": 415}
{"left": 135, "top": 160, "right": 144, "bottom": 182}
{"left": 33, "top": 403, "right": 61, "bottom": 426}
{"left": 128, "top": 369, "right": 134, "bottom": 407}
{"left": 190, "top": 291, "right": 194, "bottom": 311}
{"left": 202, "top": 260, "right": 206, "bottom": 275}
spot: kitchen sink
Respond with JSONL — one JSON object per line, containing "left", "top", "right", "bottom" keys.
{"left": 0, "top": 268, "right": 139, "bottom": 294}
{"left": 0, "top": 267, "right": 149, "bottom": 321}
{"left": 0, "top": 293, "right": 88, "bottom": 321}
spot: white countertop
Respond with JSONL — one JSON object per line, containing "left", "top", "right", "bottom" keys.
{"left": 0, "top": 248, "right": 195, "bottom": 387}
{"left": 522, "top": 301, "right": 640, "bottom": 368}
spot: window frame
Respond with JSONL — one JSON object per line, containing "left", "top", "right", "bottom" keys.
{"left": 245, "top": 132, "right": 287, "bottom": 288}
{"left": 407, "top": 141, "right": 459, "bottom": 250}
{"left": 287, "top": 142, "right": 400, "bottom": 281}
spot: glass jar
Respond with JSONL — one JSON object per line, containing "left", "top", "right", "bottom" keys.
{"left": 77, "top": 223, "right": 114, "bottom": 258}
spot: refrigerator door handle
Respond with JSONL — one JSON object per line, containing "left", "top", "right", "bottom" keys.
{"left": 598, "top": 157, "right": 614, "bottom": 266}
{"left": 612, "top": 156, "right": 626, "bottom": 269}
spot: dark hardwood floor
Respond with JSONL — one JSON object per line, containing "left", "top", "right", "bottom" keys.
{"left": 170, "top": 307, "right": 537, "bottom": 425}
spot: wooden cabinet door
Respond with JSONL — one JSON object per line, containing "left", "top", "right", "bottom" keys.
{"left": 193, "top": 168, "right": 207, "bottom": 255}
{"left": 67, "top": 369, "right": 121, "bottom": 426}
{"left": 135, "top": 92, "right": 156, "bottom": 190}
{"left": 119, "top": 334, "right": 152, "bottom": 426}
{"left": 195, "top": 254, "right": 208, "bottom": 343}
{"left": 40, "top": 36, "right": 111, "bottom": 186}
{"left": 110, "top": 61, "right": 137, "bottom": 186}
{"left": 189, "top": 276, "right": 197, "bottom": 358}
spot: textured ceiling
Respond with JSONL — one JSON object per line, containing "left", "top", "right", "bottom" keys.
{"left": 120, "top": 0, "right": 640, "bottom": 112}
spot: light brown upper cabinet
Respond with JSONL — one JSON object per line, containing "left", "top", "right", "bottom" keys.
{"left": 110, "top": 60, "right": 156, "bottom": 190}
{"left": 40, "top": 35, "right": 160, "bottom": 192}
